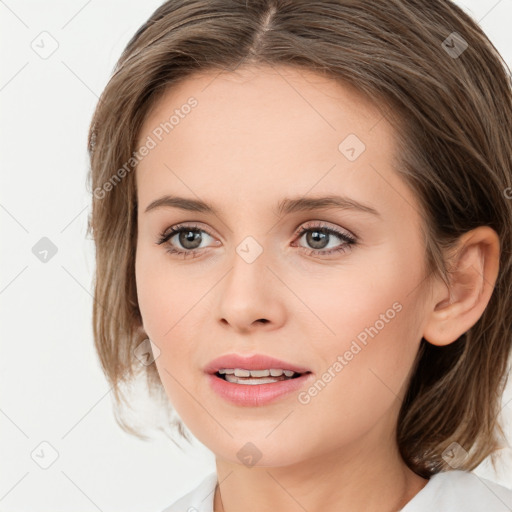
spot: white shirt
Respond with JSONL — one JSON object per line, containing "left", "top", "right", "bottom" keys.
{"left": 161, "top": 470, "right": 512, "bottom": 512}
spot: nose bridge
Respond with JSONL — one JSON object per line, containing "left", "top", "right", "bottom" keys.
{"left": 234, "top": 234, "right": 266, "bottom": 267}
{"left": 215, "top": 230, "right": 281, "bottom": 325}
{"left": 223, "top": 205, "right": 272, "bottom": 269}
{"left": 225, "top": 233, "right": 269, "bottom": 293}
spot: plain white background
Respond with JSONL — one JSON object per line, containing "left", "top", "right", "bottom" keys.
{"left": 1, "top": 1, "right": 512, "bottom": 510}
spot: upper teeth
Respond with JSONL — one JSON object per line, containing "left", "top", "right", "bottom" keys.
{"left": 218, "top": 368, "right": 297, "bottom": 377}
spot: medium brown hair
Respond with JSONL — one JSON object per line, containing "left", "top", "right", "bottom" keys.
{"left": 87, "top": 0, "right": 512, "bottom": 477}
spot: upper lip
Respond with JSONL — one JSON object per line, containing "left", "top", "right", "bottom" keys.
{"left": 204, "top": 353, "right": 312, "bottom": 375}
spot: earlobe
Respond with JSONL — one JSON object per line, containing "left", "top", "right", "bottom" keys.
{"left": 422, "top": 226, "right": 500, "bottom": 347}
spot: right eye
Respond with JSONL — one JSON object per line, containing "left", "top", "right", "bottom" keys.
{"left": 156, "top": 223, "right": 219, "bottom": 258}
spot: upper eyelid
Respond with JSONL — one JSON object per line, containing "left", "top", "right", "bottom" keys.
{"left": 297, "top": 220, "right": 354, "bottom": 236}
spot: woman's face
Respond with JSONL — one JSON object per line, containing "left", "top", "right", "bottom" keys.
{"left": 135, "top": 65, "right": 432, "bottom": 467}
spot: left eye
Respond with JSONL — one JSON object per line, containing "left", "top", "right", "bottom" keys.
{"left": 156, "top": 222, "right": 357, "bottom": 258}
{"left": 293, "top": 223, "right": 357, "bottom": 256}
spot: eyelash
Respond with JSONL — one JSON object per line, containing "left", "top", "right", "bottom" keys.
{"left": 155, "top": 222, "right": 357, "bottom": 259}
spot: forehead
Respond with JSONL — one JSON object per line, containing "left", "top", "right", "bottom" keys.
{"left": 135, "top": 64, "right": 417, "bottom": 221}
{"left": 138, "top": 64, "right": 386, "bottom": 150}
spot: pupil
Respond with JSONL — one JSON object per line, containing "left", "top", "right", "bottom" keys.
{"left": 307, "top": 230, "right": 328, "bottom": 249}
{"left": 179, "top": 230, "right": 202, "bottom": 249}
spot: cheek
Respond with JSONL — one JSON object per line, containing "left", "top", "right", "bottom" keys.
{"left": 135, "top": 249, "right": 168, "bottom": 338}
{"left": 135, "top": 242, "right": 193, "bottom": 339}
{"left": 135, "top": 245, "right": 204, "bottom": 397}
{"left": 295, "top": 258, "right": 424, "bottom": 413}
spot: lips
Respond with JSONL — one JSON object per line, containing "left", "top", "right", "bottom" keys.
{"left": 203, "top": 353, "right": 312, "bottom": 375}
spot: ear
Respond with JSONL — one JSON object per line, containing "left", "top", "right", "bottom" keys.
{"left": 422, "top": 226, "right": 500, "bottom": 346}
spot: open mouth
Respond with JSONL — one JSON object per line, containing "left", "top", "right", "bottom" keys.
{"left": 214, "top": 370, "right": 309, "bottom": 385}
{"left": 207, "top": 367, "right": 315, "bottom": 406}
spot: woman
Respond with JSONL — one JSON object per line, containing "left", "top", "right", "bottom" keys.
{"left": 87, "top": 1, "right": 512, "bottom": 510}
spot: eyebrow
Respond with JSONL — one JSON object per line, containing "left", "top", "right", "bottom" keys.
{"left": 143, "top": 194, "right": 381, "bottom": 218}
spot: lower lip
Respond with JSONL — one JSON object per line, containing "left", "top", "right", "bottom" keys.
{"left": 206, "top": 372, "right": 314, "bottom": 406}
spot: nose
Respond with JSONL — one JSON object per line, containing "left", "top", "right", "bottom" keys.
{"left": 215, "top": 238, "right": 286, "bottom": 333}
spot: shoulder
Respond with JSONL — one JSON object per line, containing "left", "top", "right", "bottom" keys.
{"left": 401, "top": 469, "right": 512, "bottom": 512}
{"left": 160, "top": 472, "right": 217, "bottom": 512}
